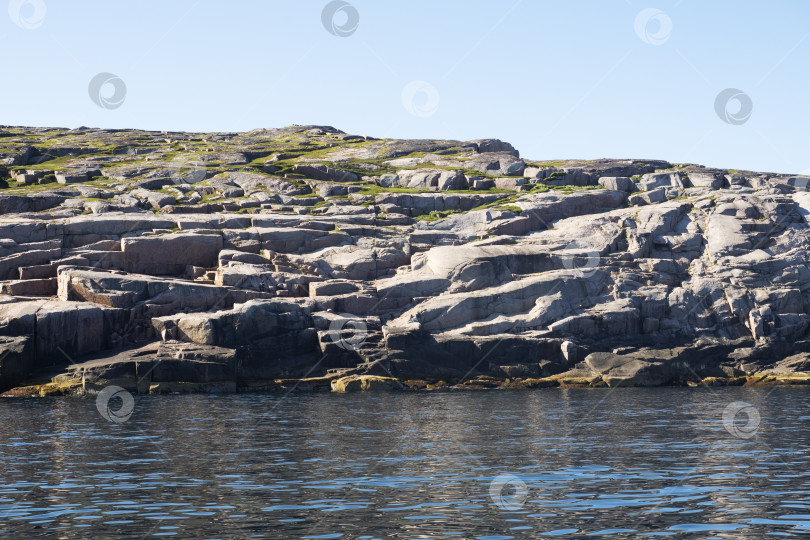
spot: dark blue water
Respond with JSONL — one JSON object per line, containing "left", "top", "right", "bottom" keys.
{"left": 1, "top": 387, "right": 809, "bottom": 538}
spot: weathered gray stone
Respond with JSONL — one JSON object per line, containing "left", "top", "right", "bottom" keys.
{"left": 122, "top": 233, "right": 223, "bottom": 275}
{"left": 1, "top": 126, "right": 810, "bottom": 392}
{"left": 293, "top": 164, "right": 359, "bottom": 183}
{"left": 0, "top": 300, "right": 110, "bottom": 362}
{"left": 598, "top": 176, "right": 634, "bottom": 192}
{"left": 56, "top": 172, "right": 89, "bottom": 184}
{"left": 687, "top": 171, "right": 725, "bottom": 189}
{"left": 638, "top": 172, "right": 685, "bottom": 191}
{"left": 57, "top": 267, "right": 232, "bottom": 313}
{"left": 152, "top": 300, "right": 320, "bottom": 377}
{"left": 0, "top": 278, "right": 57, "bottom": 296}
{"left": 0, "top": 336, "right": 33, "bottom": 392}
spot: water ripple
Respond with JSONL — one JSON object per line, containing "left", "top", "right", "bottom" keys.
{"left": 1, "top": 387, "right": 809, "bottom": 537}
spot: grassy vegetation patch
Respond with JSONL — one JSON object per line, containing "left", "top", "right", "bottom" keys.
{"left": 413, "top": 210, "right": 463, "bottom": 222}
{"left": 526, "top": 160, "right": 568, "bottom": 168}
{"left": 493, "top": 204, "right": 522, "bottom": 213}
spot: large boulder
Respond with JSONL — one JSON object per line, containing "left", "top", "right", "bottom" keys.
{"left": 288, "top": 245, "right": 410, "bottom": 280}
{"left": 0, "top": 336, "right": 33, "bottom": 392}
{"left": 395, "top": 169, "right": 468, "bottom": 191}
{"left": 0, "top": 300, "right": 113, "bottom": 366}
{"left": 153, "top": 299, "right": 315, "bottom": 347}
{"left": 0, "top": 195, "right": 66, "bottom": 215}
{"left": 687, "top": 171, "right": 725, "bottom": 189}
{"left": 255, "top": 227, "right": 350, "bottom": 253}
{"left": 57, "top": 267, "right": 232, "bottom": 314}
{"left": 374, "top": 193, "right": 502, "bottom": 217}
{"left": 598, "top": 176, "right": 634, "bottom": 192}
{"left": 215, "top": 262, "right": 316, "bottom": 296}
{"left": 0, "top": 241, "right": 63, "bottom": 279}
{"left": 637, "top": 172, "right": 685, "bottom": 191}
{"left": 292, "top": 164, "right": 359, "bottom": 183}
{"left": 469, "top": 139, "right": 519, "bottom": 157}
{"left": 152, "top": 299, "right": 320, "bottom": 378}
{"left": 386, "top": 269, "right": 609, "bottom": 334}
{"left": 122, "top": 232, "right": 223, "bottom": 275}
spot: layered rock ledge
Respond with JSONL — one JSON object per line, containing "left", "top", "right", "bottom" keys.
{"left": 1, "top": 124, "right": 809, "bottom": 395}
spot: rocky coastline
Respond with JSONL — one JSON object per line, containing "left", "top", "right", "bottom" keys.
{"left": 1, "top": 124, "right": 809, "bottom": 396}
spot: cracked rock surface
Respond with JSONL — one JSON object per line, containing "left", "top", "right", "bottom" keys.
{"left": 1, "top": 124, "right": 810, "bottom": 394}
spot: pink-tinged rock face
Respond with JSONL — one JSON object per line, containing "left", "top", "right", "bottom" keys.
{"left": 121, "top": 233, "right": 223, "bottom": 275}
{"left": 0, "top": 125, "right": 807, "bottom": 394}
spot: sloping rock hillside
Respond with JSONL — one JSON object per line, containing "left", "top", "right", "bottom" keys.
{"left": 1, "top": 124, "right": 809, "bottom": 395}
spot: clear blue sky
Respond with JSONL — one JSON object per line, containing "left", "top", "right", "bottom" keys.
{"left": 1, "top": 0, "right": 807, "bottom": 174}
